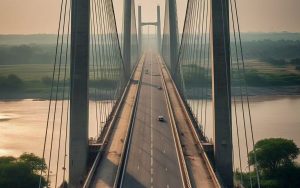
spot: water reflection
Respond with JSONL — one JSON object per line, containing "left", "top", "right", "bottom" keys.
{"left": 0, "top": 99, "right": 111, "bottom": 186}
{"left": 188, "top": 97, "right": 300, "bottom": 171}
{"left": 0, "top": 97, "right": 299, "bottom": 183}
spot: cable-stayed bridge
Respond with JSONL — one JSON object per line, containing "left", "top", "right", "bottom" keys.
{"left": 39, "top": 0, "right": 260, "bottom": 187}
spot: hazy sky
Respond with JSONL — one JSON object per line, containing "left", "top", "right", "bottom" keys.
{"left": 0, "top": 0, "right": 299, "bottom": 34}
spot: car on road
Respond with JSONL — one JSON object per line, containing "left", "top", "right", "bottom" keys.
{"left": 158, "top": 115, "right": 165, "bottom": 122}
{"left": 157, "top": 86, "right": 162, "bottom": 90}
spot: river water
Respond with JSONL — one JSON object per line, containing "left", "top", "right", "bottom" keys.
{"left": 0, "top": 97, "right": 299, "bottom": 179}
{"left": 188, "top": 96, "right": 300, "bottom": 171}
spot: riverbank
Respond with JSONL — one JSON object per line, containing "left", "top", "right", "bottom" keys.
{"left": 183, "top": 85, "right": 300, "bottom": 99}
{"left": 0, "top": 89, "right": 121, "bottom": 100}
{"left": 1, "top": 85, "right": 300, "bottom": 100}
{"left": 1, "top": 96, "right": 299, "bottom": 169}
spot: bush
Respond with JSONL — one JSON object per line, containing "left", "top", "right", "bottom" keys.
{"left": 249, "top": 138, "right": 299, "bottom": 172}
{"left": 240, "top": 138, "right": 300, "bottom": 188}
{"left": 0, "top": 153, "right": 47, "bottom": 188}
{"left": 0, "top": 74, "right": 24, "bottom": 91}
{"left": 41, "top": 76, "right": 52, "bottom": 85}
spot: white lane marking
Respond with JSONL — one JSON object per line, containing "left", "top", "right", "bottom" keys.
{"left": 137, "top": 165, "right": 139, "bottom": 170}
{"left": 167, "top": 184, "right": 170, "bottom": 188}
{"left": 150, "top": 53, "right": 154, "bottom": 186}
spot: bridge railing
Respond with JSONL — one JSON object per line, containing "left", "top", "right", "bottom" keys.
{"left": 161, "top": 0, "right": 261, "bottom": 187}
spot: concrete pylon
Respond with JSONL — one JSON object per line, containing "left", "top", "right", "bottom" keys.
{"left": 168, "top": 0, "right": 179, "bottom": 76}
{"left": 69, "top": 0, "right": 90, "bottom": 187}
{"left": 211, "top": 0, "right": 233, "bottom": 187}
{"left": 123, "top": 0, "right": 132, "bottom": 79}
{"left": 138, "top": 6, "right": 142, "bottom": 53}
{"left": 157, "top": 6, "right": 162, "bottom": 53}
{"left": 138, "top": 6, "right": 161, "bottom": 53}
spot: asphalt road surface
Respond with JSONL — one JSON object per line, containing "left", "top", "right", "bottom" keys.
{"left": 121, "top": 52, "right": 184, "bottom": 188}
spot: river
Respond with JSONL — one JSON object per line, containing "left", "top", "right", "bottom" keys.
{"left": 0, "top": 97, "right": 299, "bottom": 179}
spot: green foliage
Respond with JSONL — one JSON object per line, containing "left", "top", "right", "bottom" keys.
{"left": 0, "top": 44, "right": 55, "bottom": 65}
{"left": 290, "top": 58, "right": 300, "bottom": 65}
{"left": 237, "top": 40, "right": 300, "bottom": 60}
{"left": 239, "top": 70, "right": 300, "bottom": 86}
{"left": 239, "top": 138, "right": 300, "bottom": 188}
{"left": 0, "top": 156, "right": 16, "bottom": 164}
{"left": 249, "top": 138, "right": 299, "bottom": 172}
{"left": 262, "top": 57, "right": 300, "bottom": 67}
{"left": 41, "top": 76, "right": 53, "bottom": 85}
{"left": 181, "top": 64, "right": 211, "bottom": 88}
{"left": 239, "top": 165, "right": 300, "bottom": 188}
{"left": 19, "top": 153, "right": 47, "bottom": 173}
{"left": 0, "top": 153, "right": 47, "bottom": 188}
{"left": 0, "top": 74, "right": 24, "bottom": 91}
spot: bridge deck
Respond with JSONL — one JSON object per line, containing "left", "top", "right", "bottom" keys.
{"left": 89, "top": 52, "right": 219, "bottom": 188}
{"left": 158, "top": 56, "right": 218, "bottom": 188}
{"left": 121, "top": 52, "right": 184, "bottom": 188}
{"left": 90, "top": 55, "right": 145, "bottom": 188}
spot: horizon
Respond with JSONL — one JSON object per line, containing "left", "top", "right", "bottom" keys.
{"left": 1, "top": 31, "right": 300, "bottom": 36}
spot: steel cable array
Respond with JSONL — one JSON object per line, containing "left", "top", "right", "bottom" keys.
{"left": 162, "top": 0, "right": 261, "bottom": 187}
{"left": 38, "top": 0, "right": 137, "bottom": 187}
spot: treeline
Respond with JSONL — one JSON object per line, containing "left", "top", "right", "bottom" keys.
{"left": 0, "top": 36, "right": 300, "bottom": 66}
{"left": 262, "top": 57, "right": 300, "bottom": 67}
{"left": 0, "top": 44, "right": 55, "bottom": 65}
{"left": 0, "top": 74, "right": 24, "bottom": 91}
{"left": 180, "top": 40, "right": 300, "bottom": 62}
{"left": 0, "top": 43, "right": 123, "bottom": 65}
{"left": 239, "top": 40, "right": 300, "bottom": 60}
{"left": 181, "top": 66, "right": 300, "bottom": 88}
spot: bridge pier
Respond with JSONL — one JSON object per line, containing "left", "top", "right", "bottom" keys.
{"left": 211, "top": 0, "right": 233, "bottom": 187}
{"left": 69, "top": 0, "right": 90, "bottom": 187}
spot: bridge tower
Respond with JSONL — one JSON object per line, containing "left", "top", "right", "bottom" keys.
{"left": 157, "top": 6, "right": 162, "bottom": 52}
{"left": 69, "top": 0, "right": 90, "bottom": 187}
{"left": 123, "top": 0, "right": 132, "bottom": 79}
{"left": 167, "top": 0, "right": 179, "bottom": 76}
{"left": 137, "top": 6, "right": 162, "bottom": 53}
{"left": 211, "top": 0, "right": 233, "bottom": 187}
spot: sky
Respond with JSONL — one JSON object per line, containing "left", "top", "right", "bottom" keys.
{"left": 0, "top": 0, "right": 300, "bottom": 34}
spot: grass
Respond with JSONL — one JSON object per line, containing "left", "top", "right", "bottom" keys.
{"left": 0, "top": 64, "right": 55, "bottom": 81}
{"left": 180, "top": 60, "right": 300, "bottom": 88}
{"left": 0, "top": 63, "right": 122, "bottom": 81}
{"left": 0, "top": 63, "right": 124, "bottom": 99}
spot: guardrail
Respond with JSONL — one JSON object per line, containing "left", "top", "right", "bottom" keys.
{"left": 83, "top": 55, "right": 145, "bottom": 188}
{"left": 158, "top": 55, "right": 221, "bottom": 188}
{"left": 159, "top": 57, "right": 192, "bottom": 188}
{"left": 113, "top": 55, "right": 145, "bottom": 188}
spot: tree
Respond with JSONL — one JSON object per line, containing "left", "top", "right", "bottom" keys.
{"left": 242, "top": 138, "right": 300, "bottom": 188}
{"left": 19, "top": 153, "right": 47, "bottom": 173}
{"left": 0, "top": 74, "right": 24, "bottom": 91}
{"left": 0, "top": 153, "right": 47, "bottom": 188}
{"left": 249, "top": 138, "right": 299, "bottom": 173}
